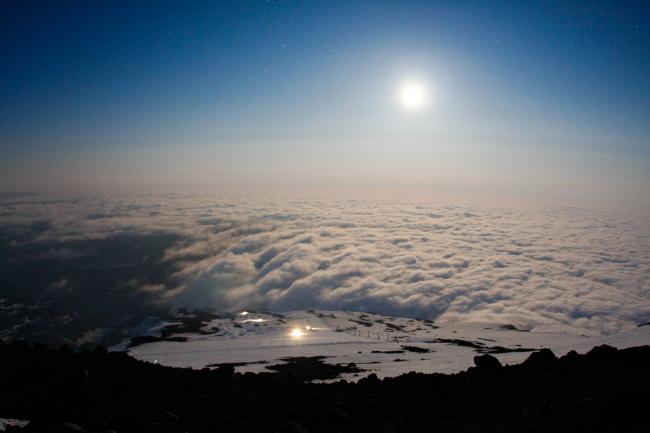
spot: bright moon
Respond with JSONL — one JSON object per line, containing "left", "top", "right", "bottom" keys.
{"left": 398, "top": 81, "right": 428, "bottom": 111}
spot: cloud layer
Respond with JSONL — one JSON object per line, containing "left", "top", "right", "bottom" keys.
{"left": 2, "top": 192, "right": 649, "bottom": 336}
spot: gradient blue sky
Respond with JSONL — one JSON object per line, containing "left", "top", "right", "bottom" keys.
{"left": 1, "top": 1, "right": 649, "bottom": 207}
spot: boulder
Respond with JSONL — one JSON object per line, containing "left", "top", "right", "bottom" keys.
{"left": 473, "top": 354, "right": 502, "bottom": 370}
{"left": 522, "top": 348, "right": 557, "bottom": 370}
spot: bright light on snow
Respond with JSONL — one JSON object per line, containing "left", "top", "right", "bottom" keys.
{"left": 289, "top": 328, "right": 305, "bottom": 338}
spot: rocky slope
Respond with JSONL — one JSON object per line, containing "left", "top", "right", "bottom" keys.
{"left": 0, "top": 340, "right": 648, "bottom": 433}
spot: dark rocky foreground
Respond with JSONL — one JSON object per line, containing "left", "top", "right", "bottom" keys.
{"left": 1, "top": 341, "right": 649, "bottom": 433}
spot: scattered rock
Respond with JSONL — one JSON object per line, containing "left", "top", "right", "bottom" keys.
{"left": 349, "top": 319, "right": 373, "bottom": 327}
{"left": 427, "top": 338, "right": 535, "bottom": 354}
{"left": 473, "top": 354, "right": 501, "bottom": 370}
{"left": 401, "top": 345, "right": 430, "bottom": 353}
{"left": 206, "top": 360, "right": 267, "bottom": 369}
{"left": 266, "top": 356, "right": 363, "bottom": 381}
{"left": 497, "top": 324, "right": 528, "bottom": 332}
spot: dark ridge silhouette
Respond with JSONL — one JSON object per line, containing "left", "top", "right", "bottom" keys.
{"left": 0, "top": 340, "right": 648, "bottom": 432}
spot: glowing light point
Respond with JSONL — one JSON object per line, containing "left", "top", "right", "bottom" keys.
{"left": 289, "top": 328, "right": 305, "bottom": 338}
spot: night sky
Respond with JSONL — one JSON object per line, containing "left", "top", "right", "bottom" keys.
{"left": 1, "top": 1, "right": 649, "bottom": 206}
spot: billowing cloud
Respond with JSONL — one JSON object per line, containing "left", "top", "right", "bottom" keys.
{"left": 1, "top": 192, "right": 649, "bottom": 336}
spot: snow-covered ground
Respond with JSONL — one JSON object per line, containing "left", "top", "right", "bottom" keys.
{"left": 122, "top": 310, "right": 650, "bottom": 381}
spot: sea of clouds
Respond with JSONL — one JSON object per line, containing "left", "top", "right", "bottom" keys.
{"left": 1, "top": 192, "right": 649, "bottom": 336}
